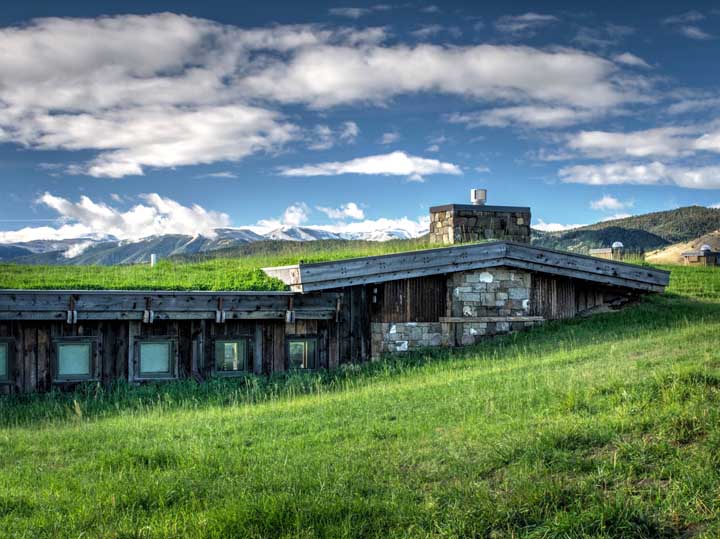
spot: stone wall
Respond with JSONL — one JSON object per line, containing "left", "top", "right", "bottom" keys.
{"left": 371, "top": 322, "right": 448, "bottom": 359}
{"left": 449, "top": 268, "right": 531, "bottom": 317}
{"left": 371, "top": 267, "right": 543, "bottom": 358}
{"left": 429, "top": 204, "right": 531, "bottom": 245}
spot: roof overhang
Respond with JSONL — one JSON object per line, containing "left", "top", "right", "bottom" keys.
{"left": 263, "top": 241, "right": 670, "bottom": 294}
{"left": 0, "top": 289, "right": 340, "bottom": 321}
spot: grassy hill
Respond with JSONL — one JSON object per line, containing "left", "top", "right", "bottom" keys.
{"left": 646, "top": 230, "right": 720, "bottom": 265}
{"left": 1, "top": 265, "right": 719, "bottom": 538}
{"left": 533, "top": 206, "right": 720, "bottom": 253}
{"left": 0, "top": 240, "right": 436, "bottom": 291}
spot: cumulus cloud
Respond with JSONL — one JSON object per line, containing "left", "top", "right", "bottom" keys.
{"left": 559, "top": 162, "right": 720, "bottom": 189}
{"left": 0, "top": 192, "right": 230, "bottom": 243}
{"left": 533, "top": 220, "right": 585, "bottom": 232}
{"left": 316, "top": 202, "right": 365, "bottom": 220}
{"left": 566, "top": 127, "right": 699, "bottom": 158}
{"left": 590, "top": 195, "right": 634, "bottom": 211}
{"left": 494, "top": 13, "right": 558, "bottom": 34}
{"left": 0, "top": 13, "right": 649, "bottom": 177}
{"left": 449, "top": 106, "right": 600, "bottom": 128}
{"left": 239, "top": 41, "right": 637, "bottom": 110}
{"left": 256, "top": 202, "right": 311, "bottom": 230}
{"left": 279, "top": 151, "right": 462, "bottom": 181}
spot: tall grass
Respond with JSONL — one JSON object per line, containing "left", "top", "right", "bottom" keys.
{"left": 1, "top": 266, "right": 719, "bottom": 537}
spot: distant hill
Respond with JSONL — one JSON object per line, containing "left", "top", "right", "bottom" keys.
{"left": 646, "top": 229, "right": 720, "bottom": 265}
{"left": 532, "top": 206, "right": 720, "bottom": 254}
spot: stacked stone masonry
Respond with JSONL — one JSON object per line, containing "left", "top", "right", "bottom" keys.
{"left": 429, "top": 205, "right": 531, "bottom": 245}
{"left": 371, "top": 267, "right": 543, "bottom": 358}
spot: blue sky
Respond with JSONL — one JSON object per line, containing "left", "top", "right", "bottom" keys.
{"left": 1, "top": 0, "right": 720, "bottom": 242}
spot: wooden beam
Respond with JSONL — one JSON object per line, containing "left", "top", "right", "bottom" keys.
{"left": 440, "top": 316, "right": 545, "bottom": 323}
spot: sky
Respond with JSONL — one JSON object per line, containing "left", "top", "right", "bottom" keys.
{"left": 1, "top": 0, "right": 720, "bottom": 242}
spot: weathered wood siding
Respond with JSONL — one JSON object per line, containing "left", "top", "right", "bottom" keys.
{"left": 0, "top": 317, "right": 341, "bottom": 393}
{"left": 372, "top": 275, "right": 447, "bottom": 323}
{"left": 529, "top": 273, "right": 607, "bottom": 320}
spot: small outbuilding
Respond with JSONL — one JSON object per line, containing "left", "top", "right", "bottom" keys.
{"left": 682, "top": 244, "right": 718, "bottom": 266}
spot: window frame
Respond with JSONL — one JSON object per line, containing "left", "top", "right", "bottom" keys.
{"left": 135, "top": 337, "right": 178, "bottom": 381}
{"left": 286, "top": 335, "right": 319, "bottom": 371}
{"left": 213, "top": 337, "right": 252, "bottom": 377}
{"left": 0, "top": 338, "right": 13, "bottom": 384}
{"left": 53, "top": 337, "right": 98, "bottom": 383}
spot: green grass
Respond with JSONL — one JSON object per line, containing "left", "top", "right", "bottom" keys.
{"left": 1, "top": 266, "right": 720, "bottom": 538}
{"left": 0, "top": 239, "right": 438, "bottom": 291}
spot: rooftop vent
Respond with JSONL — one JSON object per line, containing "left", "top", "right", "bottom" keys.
{"left": 470, "top": 188, "right": 487, "bottom": 206}
{"left": 611, "top": 241, "right": 624, "bottom": 249}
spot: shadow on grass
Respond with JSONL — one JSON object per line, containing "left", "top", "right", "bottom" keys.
{"left": 1, "top": 293, "right": 718, "bottom": 429}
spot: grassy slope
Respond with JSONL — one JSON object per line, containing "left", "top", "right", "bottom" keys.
{"left": 0, "top": 239, "right": 438, "bottom": 291}
{"left": 0, "top": 266, "right": 719, "bottom": 538}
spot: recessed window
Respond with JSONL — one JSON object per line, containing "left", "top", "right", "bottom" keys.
{"left": 0, "top": 342, "right": 10, "bottom": 383}
{"left": 288, "top": 337, "right": 318, "bottom": 370}
{"left": 215, "top": 339, "right": 249, "bottom": 374}
{"left": 55, "top": 341, "right": 94, "bottom": 381}
{"left": 138, "top": 341, "right": 175, "bottom": 379}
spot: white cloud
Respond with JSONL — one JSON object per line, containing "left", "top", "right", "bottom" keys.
{"left": 328, "top": 6, "right": 391, "bottom": 18}
{"left": 0, "top": 14, "right": 649, "bottom": 178}
{"left": 475, "top": 166, "right": 491, "bottom": 173}
{"left": 613, "top": 52, "right": 652, "bottom": 68}
{"left": 679, "top": 26, "right": 714, "bottom": 40}
{"left": 197, "top": 171, "right": 238, "bottom": 179}
{"left": 533, "top": 220, "right": 584, "bottom": 232}
{"left": 710, "top": 203, "right": 720, "bottom": 209}
{"left": 426, "top": 144, "right": 440, "bottom": 152}
{"left": 239, "top": 42, "right": 636, "bottom": 110}
{"left": 449, "top": 106, "right": 600, "bottom": 128}
{"left": 279, "top": 151, "right": 462, "bottom": 182}
{"left": 256, "top": 202, "right": 311, "bottom": 229}
{"left": 590, "top": 195, "right": 634, "bottom": 211}
{"left": 668, "top": 97, "right": 720, "bottom": 114}
{"left": 380, "top": 132, "right": 400, "bottom": 144}
{"left": 0, "top": 192, "right": 230, "bottom": 243}
{"left": 663, "top": 11, "right": 705, "bottom": 25}
{"left": 566, "top": 127, "right": 698, "bottom": 158}
{"left": 559, "top": 162, "right": 720, "bottom": 189}
{"left": 420, "top": 5, "right": 440, "bottom": 14}
{"left": 494, "top": 13, "right": 558, "bottom": 34}
{"left": 308, "top": 121, "right": 359, "bottom": 150}
{"left": 316, "top": 202, "right": 365, "bottom": 220}
{"left": 340, "top": 121, "right": 359, "bottom": 142}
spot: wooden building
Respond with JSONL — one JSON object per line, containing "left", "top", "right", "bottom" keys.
{"left": 0, "top": 242, "right": 669, "bottom": 393}
{"left": 682, "top": 245, "right": 718, "bottom": 266}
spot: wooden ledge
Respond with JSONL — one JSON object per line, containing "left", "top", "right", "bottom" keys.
{"left": 439, "top": 316, "right": 545, "bottom": 323}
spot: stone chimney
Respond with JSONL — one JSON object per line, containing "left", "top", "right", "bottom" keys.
{"left": 429, "top": 190, "right": 531, "bottom": 245}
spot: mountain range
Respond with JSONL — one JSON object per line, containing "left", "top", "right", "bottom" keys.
{"left": 2, "top": 206, "right": 719, "bottom": 265}
{"left": 0, "top": 225, "right": 422, "bottom": 265}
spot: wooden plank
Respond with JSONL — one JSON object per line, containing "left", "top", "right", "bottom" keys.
{"left": 36, "top": 326, "right": 49, "bottom": 392}
{"left": 505, "top": 243, "right": 669, "bottom": 286}
{"left": 127, "top": 321, "right": 139, "bottom": 382}
{"left": 254, "top": 323, "right": 263, "bottom": 375}
{"left": 440, "top": 316, "right": 545, "bottom": 323}
{"left": 0, "top": 291, "right": 339, "bottom": 314}
{"left": 0, "top": 308, "right": 336, "bottom": 322}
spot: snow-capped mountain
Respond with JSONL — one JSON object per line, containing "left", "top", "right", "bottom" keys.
{"left": 0, "top": 225, "right": 425, "bottom": 265}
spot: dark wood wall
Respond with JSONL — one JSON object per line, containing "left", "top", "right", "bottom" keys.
{"left": 371, "top": 275, "right": 447, "bottom": 323}
{"left": 529, "top": 273, "right": 607, "bottom": 320}
{"left": 0, "top": 318, "right": 341, "bottom": 394}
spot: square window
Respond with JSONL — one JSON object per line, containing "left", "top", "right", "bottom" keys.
{"left": 138, "top": 341, "right": 174, "bottom": 378}
{"left": 215, "top": 339, "right": 249, "bottom": 373}
{"left": 0, "top": 342, "right": 9, "bottom": 382}
{"left": 56, "top": 342, "right": 93, "bottom": 381}
{"left": 288, "top": 338, "right": 318, "bottom": 370}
